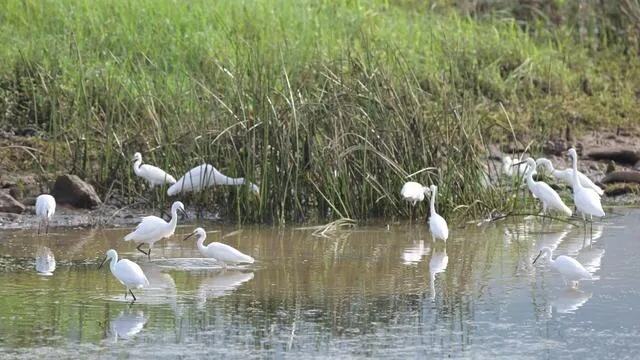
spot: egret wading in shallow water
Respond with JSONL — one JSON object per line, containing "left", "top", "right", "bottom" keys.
{"left": 400, "top": 182, "right": 430, "bottom": 206}
{"left": 124, "top": 201, "right": 187, "bottom": 259}
{"left": 536, "top": 158, "right": 603, "bottom": 195}
{"left": 35, "top": 194, "right": 56, "bottom": 235}
{"left": 533, "top": 247, "right": 592, "bottom": 288}
{"left": 132, "top": 152, "right": 177, "bottom": 188}
{"left": 168, "top": 164, "right": 259, "bottom": 197}
{"left": 183, "top": 227, "right": 255, "bottom": 268}
{"left": 567, "top": 148, "right": 605, "bottom": 236}
{"left": 514, "top": 158, "right": 572, "bottom": 220}
{"left": 428, "top": 185, "right": 449, "bottom": 241}
{"left": 99, "top": 249, "right": 149, "bottom": 302}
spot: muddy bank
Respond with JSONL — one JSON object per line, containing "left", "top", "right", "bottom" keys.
{"left": 0, "top": 203, "right": 217, "bottom": 231}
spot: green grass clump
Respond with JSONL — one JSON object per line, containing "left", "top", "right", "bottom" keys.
{"left": 0, "top": 0, "right": 638, "bottom": 223}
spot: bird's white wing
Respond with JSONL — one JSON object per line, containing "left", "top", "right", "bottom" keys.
{"left": 429, "top": 214, "right": 449, "bottom": 240}
{"left": 555, "top": 256, "right": 592, "bottom": 280}
{"left": 168, "top": 164, "right": 214, "bottom": 196}
{"left": 35, "top": 195, "right": 56, "bottom": 218}
{"left": 209, "top": 242, "right": 255, "bottom": 263}
{"left": 577, "top": 171, "right": 603, "bottom": 196}
{"left": 115, "top": 259, "right": 150, "bottom": 287}
{"left": 534, "top": 182, "right": 571, "bottom": 215}
{"left": 124, "top": 216, "right": 167, "bottom": 241}
{"left": 139, "top": 164, "right": 176, "bottom": 185}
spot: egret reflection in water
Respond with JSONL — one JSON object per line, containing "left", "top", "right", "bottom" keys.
{"left": 109, "top": 310, "right": 147, "bottom": 341}
{"left": 550, "top": 288, "right": 593, "bottom": 315}
{"left": 402, "top": 240, "right": 430, "bottom": 265}
{"left": 35, "top": 246, "right": 56, "bottom": 276}
{"left": 429, "top": 248, "right": 448, "bottom": 300}
{"left": 195, "top": 270, "right": 255, "bottom": 308}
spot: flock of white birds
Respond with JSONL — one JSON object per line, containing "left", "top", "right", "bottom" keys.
{"left": 36, "top": 152, "right": 258, "bottom": 301}
{"left": 31, "top": 147, "right": 603, "bottom": 301}
{"left": 401, "top": 147, "right": 604, "bottom": 290}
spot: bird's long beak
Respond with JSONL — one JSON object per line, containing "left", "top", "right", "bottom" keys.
{"left": 183, "top": 232, "right": 196, "bottom": 242}
{"left": 98, "top": 256, "right": 108, "bottom": 269}
{"left": 532, "top": 251, "right": 542, "bottom": 264}
{"left": 512, "top": 161, "right": 526, "bottom": 166}
{"left": 179, "top": 208, "right": 188, "bottom": 220}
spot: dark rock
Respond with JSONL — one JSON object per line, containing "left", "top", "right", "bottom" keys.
{"left": 588, "top": 150, "right": 640, "bottom": 166}
{"left": 604, "top": 184, "right": 639, "bottom": 197}
{"left": 601, "top": 171, "right": 640, "bottom": 184}
{"left": 51, "top": 175, "right": 102, "bottom": 209}
{"left": 0, "top": 191, "right": 26, "bottom": 213}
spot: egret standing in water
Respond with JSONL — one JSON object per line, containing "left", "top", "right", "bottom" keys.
{"left": 35, "top": 194, "right": 56, "bottom": 235}
{"left": 567, "top": 148, "right": 605, "bottom": 234}
{"left": 514, "top": 158, "right": 572, "bottom": 219}
{"left": 183, "top": 227, "right": 255, "bottom": 268}
{"left": 99, "top": 249, "right": 149, "bottom": 302}
{"left": 533, "top": 247, "right": 592, "bottom": 288}
{"left": 536, "top": 158, "right": 603, "bottom": 195}
{"left": 428, "top": 185, "right": 449, "bottom": 241}
{"left": 124, "top": 201, "right": 187, "bottom": 259}
{"left": 168, "top": 164, "right": 259, "bottom": 196}
{"left": 132, "top": 152, "right": 177, "bottom": 188}
{"left": 400, "top": 181, "right": 430, "bottom": 206}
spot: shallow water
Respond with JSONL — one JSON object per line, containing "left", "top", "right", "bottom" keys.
{"left": 1, "top": 209, "right": 639, "bottom": 359}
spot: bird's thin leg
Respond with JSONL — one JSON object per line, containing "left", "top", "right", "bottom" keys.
{"left": 129, "top": 289, "right": 137, "bottom": 302}
{"left": 136, "top": 243, "right": 150, "bottom": 256}
{"left": 124, "top": 290, "right": 128, "bottom": 299}
{"left": 45, "top": 220, "right": 49, "bottom": 235}
{"left": 147, "top": 248, "right": 151, "bottom": 261}
{"left": 37, "top": 221, "right": 41, "bottom": 236}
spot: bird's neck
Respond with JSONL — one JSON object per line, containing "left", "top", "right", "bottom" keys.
{"left": 525, "top": 170, "right": 536, "bottom": 188}
{"left": 133, "top": 160, "right": 142, "bottom": 175}
{"left": 430, "top": 188, "right": 436, "bottom": 215}
{"left": 571, "top": 156, "right": 583, "bottom": 189}
{"left": 196, "top": 235, "right": 207, "bottom": 252}
{"left": 169, "top": 209, "right": 179, "bottom": 228}
{"left": 109, "top": 255, "right": 118, "bottom": 272}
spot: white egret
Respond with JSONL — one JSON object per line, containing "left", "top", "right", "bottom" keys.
{"left": 567, "top": 148, "right": 605, "bottom": 230}
{"left": 536, "top": 158, "right": 603, "bottom": 196}
{"left": 124, "top": 201, "right": 187, "bottom": 259}
{"left": 99, "top": 249, "right": 149, "bottom": 301}
{"left": 35, "top": 194, "right": 56, "bottom": 235}
{"left": 183, "top": 227, "right": 255, "bottom": 267}
{"left": 428, "top": 185, "right": 449, "bottom": 241}
{"left": 400, "top": 182, "right": 430, "bottom": 206}
{"left": 515, "top": 158, "right": 572, "bottom": 218}
{"left": 132, "top": 152, "right": 177, "bottom": 188}
{"left": 533, "top": 247, "right": 592, "bottom": 288}
{"left": 167, "top": 164, "right": 259, "bottom": 196}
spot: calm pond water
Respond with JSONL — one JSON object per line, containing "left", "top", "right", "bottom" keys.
{"left": 1, "top": 209, "right": 639, "bottom": 359}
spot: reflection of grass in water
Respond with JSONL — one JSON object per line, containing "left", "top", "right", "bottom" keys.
{"left": 2, "top": 1, "right": 639, "bottom": 223}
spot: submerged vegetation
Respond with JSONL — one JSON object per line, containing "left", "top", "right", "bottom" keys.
{"left": 1, "top": 0, "right": 639, "bottom": 223}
